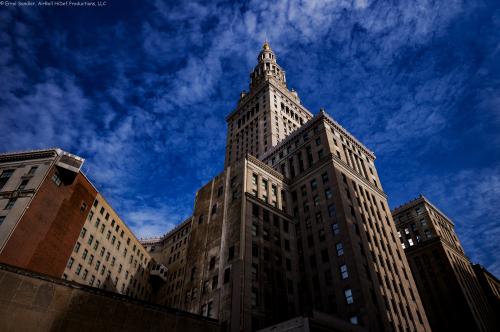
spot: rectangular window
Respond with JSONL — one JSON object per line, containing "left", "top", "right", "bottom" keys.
{"left": 82, "top": 249, "right": 88, "bottom": 260}
{"left": 228, "top": 246, "right": 235, "bottom": 261}
{"left": 344, "top": 289, "right": 354, "bottom": 304}
{"left": 74, "top": 242, "right": 81, "bottom": 253}
{"left": 212, "top": 275, "right": 218, "bottom": 289}
{"left": 331, "top": 223, "right": 340, "bottom": 235}
{"left": 51, "top": 173, "right": 62, "bottom": 186}
{"left": 88, "top": 235, "right": 94, "bottom": 245}
{"left": 321, "top": 249, "right": 329, "bottom": 262}
{"left": 89, "top": 254, "right": 94, "bottom": 264}
{"left": 318, "top": 149, "right": 324, "bottom": 159}
{"left": 252, "top": 243, "right": 259, "bottom": 257}
{"left": 94, "top": 240, "right": 99, "bottom": 250}
{"left": 18, "top": 179, "right": 29, "bottom": 190}
{"left": 340, "top": 264, "right": 349, "bottom": 279}
{"left": 67, "top": 257, "right": 74, "bottom": 269}
{"left": 80, "top": 227, "right": 87, "bottom": 238}
{"left": 310, "top": 179, "right": 317, "bottom": 190}
{"left": 325, "top": 188, "right": 333, "bottom": 199}
{"left": 251, "top": 223, "right": 258, "bottom": 236}
{"left": 328, "top": 204, "right": 336, "bottom": 218}
{"left": 209, "top": 257, "right": 215, "bottom": 270}
{"left": 0, "top": 169, "right": 14, "bottom": 190}
{"left": 336, "top": 243, "right": 344, "bottom": 256}
{"left": 224, "top": 267, "right": 231, "bottom": 284}
{"left": 76, "top": 264, "right": 82, "bottom": 275}
{"left": 321, "top": 172, "right": 328, "bottom": 183}
{"left": 82, "top": 269, "right": 88, "bottom": 280}
{"left": 4, "top": 198, "right": 16, "bottom": 210}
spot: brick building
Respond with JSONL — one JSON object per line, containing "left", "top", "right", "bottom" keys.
{"left": 0, "top": 149, "right": 160, "bottom": 301}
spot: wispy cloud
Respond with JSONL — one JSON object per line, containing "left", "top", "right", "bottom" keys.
{"left": 0, "top": 1, "right": 498, "bottom": 274}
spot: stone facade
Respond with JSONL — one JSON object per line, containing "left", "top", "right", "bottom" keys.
{"left": 142, "top": 43, "right": 431, "bottom": 332}
{"left": 0, "top": 262, "right": 220, "bottom": 332}
{"left": 393, "top": 195, "right": 495, "bottom": 331}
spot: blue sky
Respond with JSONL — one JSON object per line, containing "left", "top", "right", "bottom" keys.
{"left": 1, "top": 1, "right": 499, "bottom": 276}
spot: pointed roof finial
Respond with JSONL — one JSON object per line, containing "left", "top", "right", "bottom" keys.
{"left": 263, "top": 40, "right": 270, "bottom": 50}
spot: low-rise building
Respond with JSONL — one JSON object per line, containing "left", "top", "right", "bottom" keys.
{"left": 63, "top": 193, "right": 154, "bottom": 300}
{"left": 0, "top": 148, "right": 158, "bottom": 301}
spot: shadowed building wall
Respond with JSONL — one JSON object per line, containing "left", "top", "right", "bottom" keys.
{"left": 393, "top": 195, "right": 495, "bottom": 332}
{"left": 0, "top": 263, "right": 220, "bottom": 332}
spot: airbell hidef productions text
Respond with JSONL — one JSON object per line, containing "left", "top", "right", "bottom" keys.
{"left": 0, "top": 1, "right": 108, "bottom": 6}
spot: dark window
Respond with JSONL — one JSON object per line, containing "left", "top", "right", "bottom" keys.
{"left": 310, "top": 254, "right": 317, "bottom": 268}
{"left": 252, "top": 243, "right": 259, "bottom": 257}
{"left": 321, "top": 172, "right": 328, "bottom": 183}
{"left": 212, "top": 275, "right": 218, "bottom": 289}
{"left": 217, "top": 186, "right": 223, "bottom": 197}
{"left": 321, "top": 249, "right": 329, "bottom": 263}
{"left": 0, "top": 169, "right": 14, "bottom": 190}
{"left": 252, "top": 203, "right": 259, "bottom": 217}
{"left": 224, "top": 268, "right": 231, "bottom": 284}
{"left": 209, "top": 257, "right": 215, "bottom": 270}
{"left": 198, "top": 214, "right": 204, "bottom": 224}
{"left": 4, "top": 198, "right": 16, "bottom": 210}
{"left": 328, "top": 204, "right": 336, "bottom": 218}
{"left": 228, "top": 246, "right": 235, "bottom": 261}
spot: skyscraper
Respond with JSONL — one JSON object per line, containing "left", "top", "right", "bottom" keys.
{"left": 393, "top": 195, "right": 495, "bottom": 332}
{"left": 142, "top": 43, "right": 431, "bottom": 332}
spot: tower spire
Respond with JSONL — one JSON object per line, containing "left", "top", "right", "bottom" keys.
{"left": 250, "top": 41, "right": 286, "bottom": 90}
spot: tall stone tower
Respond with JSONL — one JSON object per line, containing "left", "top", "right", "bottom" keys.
{"left": 143, "top": 43, "right": 431, "bottom": 332}
{"left": 224, "top": 42, "right": 312, "bottom": 167}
